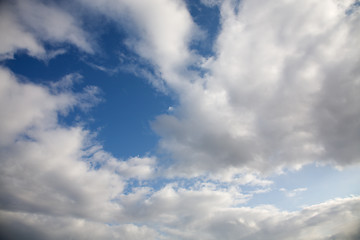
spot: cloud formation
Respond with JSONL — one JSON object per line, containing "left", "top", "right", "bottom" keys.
{"left": 1, "top": 193, "right": 359, "bottom": 239}
{"left": 152, "top": 0, "right": 360, "bottom": 176}
{"left": 0, "top": 0, "right": 359, "bottom": 239}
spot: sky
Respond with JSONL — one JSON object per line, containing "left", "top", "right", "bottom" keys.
{"left": 0, "top": 0, "right": 360, "bottom": 239}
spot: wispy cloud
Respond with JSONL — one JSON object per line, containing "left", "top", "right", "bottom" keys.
{"left": 280, "top": 187, "right": 308, "bottom": 198}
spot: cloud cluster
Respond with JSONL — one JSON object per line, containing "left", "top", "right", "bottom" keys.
{"left": 1, "top": 0, "right": 359, "bottom": 239}
{"left": 0, "top": 66, "right": 160, "bottom": 238}
{"left": 1, "top": 193, "right": 360, "bottom": 240}
{"left": 0, "top": 67, "right": 122, "bottom": 220}
{"left": 151, "top": 0, "right": 360, "bottom": 176}
{"left": 3, "top": 68, "right": 357, "bottom": 240}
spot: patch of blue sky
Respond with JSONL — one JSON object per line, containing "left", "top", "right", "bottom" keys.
{"left": 246, "top": 164, "right": 360, "bottom": 211}
{"left": 89, "top": 70, "right": 173, "bottom": 158}
{"left": 346, "top": 0, "right": 360, "bottom": 15}
{"left": 3, "top": 32, "right": 174, "bottom": 160}
{"left": 186, "top": 0, "right": 221, "bottom": 58}
{"left": 78, "top": 21, "right": 176, "bottom": 158}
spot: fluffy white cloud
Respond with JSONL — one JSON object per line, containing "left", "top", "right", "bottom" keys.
{"left": 152, "top": 0, "right": 360, "bottom": 176}
{"left": 0, "top": 0, "right": 92, "bottom": 60}
{"left": 89, "top": 150, "right": 158, "bottom": 180}
{"left": 71, "top": 0, "right": 360, "bottom": 178}
{"left": 0, "top": 66, "right": 158, "bottom": 236}
{"left": 0, "top": 67, "right": 123, "bottom": 220}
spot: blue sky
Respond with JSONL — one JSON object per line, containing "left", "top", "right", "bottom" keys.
{"left": 0, "top": 0, "right": 360, "bottom": 239}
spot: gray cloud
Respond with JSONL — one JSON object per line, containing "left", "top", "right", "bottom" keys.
{"left": 0, "top": 210, "right": 160, "bottom": 240}
{"left": 1, "top": 194, "right": 359, "bottom": 240}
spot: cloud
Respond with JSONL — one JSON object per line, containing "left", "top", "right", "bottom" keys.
{"left": 0, "top": 0, "right": 92, "bottom": 60}
{"left": 16, "top": 0, "right": 93, "bottom": 52}
{"left": 92, "top": 153, "right": 158, "bottom": 180}
{"left": 0, "top": 210, "right": 160, "bottom": 240}
{"left": 2, "top": 66, "right": 354, "bottom": 240}
{"left": 75, "top": 0, "right": 199, "bottom": 90}
{"left": 0, "top": 67, "right": 74, "bottom": 145}
{"left": 0, "top": 62, "right": 358, "bottom": 240}
{"left": 154, "top": 196, "right": 360, "bottom": 240}
{"left": 200, "top": 0, "right": 223, "bottom": 7}
{"left": 0, "top": 65, "right": 156, "bottom": 224}
{"left": 280, "top": 187, "right": 308, "bottom": 198}
{"left": 0, "top": 67, "right": 123, "bottom": 220}
{"left": 0, "top": 2, "right": 45, "bottom": 59}
{"left": 1, "top": 185, "right": 359, "bottom": 240}
{"left": 1, "top": 0, "right": 359, "bottom": 239}
{"left": 151, "top": 0, "right": 360, "bottom": 176}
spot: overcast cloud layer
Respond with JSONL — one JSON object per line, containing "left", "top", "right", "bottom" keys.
{"left": 0, "top": 0, "right": 359, "bottom": 239}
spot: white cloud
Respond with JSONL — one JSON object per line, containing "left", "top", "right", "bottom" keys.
{"left": 0, "top": 65, "right": 157, "bottom": 225}
{"left": 280, "top": 187, "right": 308, "bottom": 198}
{"left": 70, "top": 0, "right": 360, "bottom": 180}
{"left": 15, "top": 0, "right": 93, "bottom": 53}
{"left": 1, "top": 0, "right": 359, "bottom": 239}
{"left": 0, "top": 0, "right": 92, "bottom": 60}
{"left": 0, "top": 67, "right": 123, "bottom": 221}
{"left": 76, "top": 0, "right": 199, "bottom": 90}
{"left": 0, "top": 3, "right": 45, "bottom": 59}
{"left": 96, "top": 154, "right": 158, "bottom": 180}
{"left": 0, "top": 67, "right": 74, "bottom": 145}
{"left": 151, "top": 0, "right": 360, "bottom": 176}
{"left": 0, "top": 66, "right": 358, "bottom": 239}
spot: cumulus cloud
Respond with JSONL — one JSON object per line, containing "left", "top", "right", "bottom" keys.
{"left": 0, "top": 65, "right": 358, "bottom": 239}
{"left": 151, "top": 0, "right": 360, "bottom": 176}
{"left": 0, "top": 66, "right": 157, "bottom": 238}
{"left": 0, "top": 67, "right": 123, "bottom": 220}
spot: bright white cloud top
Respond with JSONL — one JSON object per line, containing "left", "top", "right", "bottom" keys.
{"left": 0, "top": 0, "right": 360, "bottom": 239}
